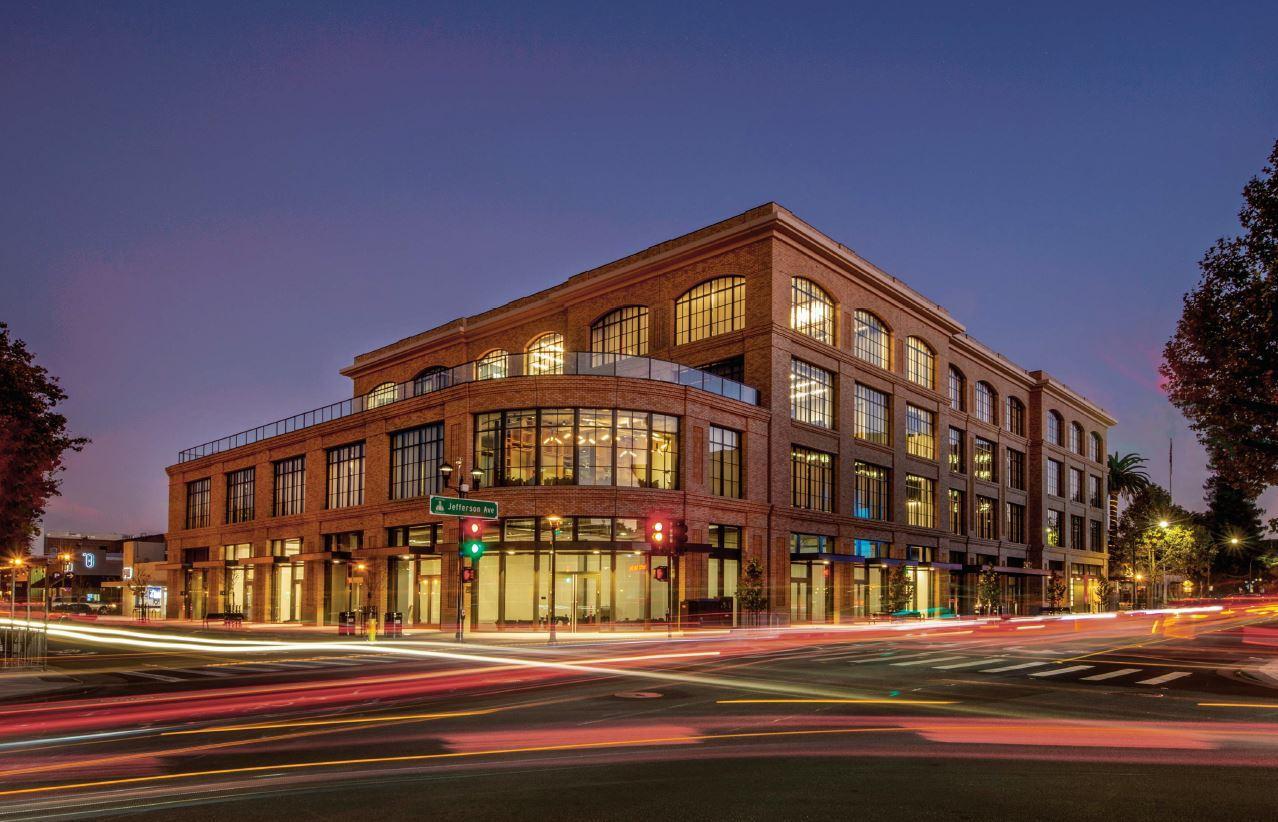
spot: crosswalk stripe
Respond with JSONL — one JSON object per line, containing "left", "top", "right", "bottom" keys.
{"left": 980, "top": 661, "right": 1050, "bottom": 673}
{"left": 891, "top": 656, "right": 966, "bottom": 667}
{"left": 933, "top": 658, "right": 1006, "bottom": 670}
{"left": 1080, "top": 668, "right": 1141, "bottom": 681}
{"left": 1029, "top": 665, "right": 1094, "bottom": 678}
{"left": 1137, "top": 671, "right": 1192, "bottom": 685}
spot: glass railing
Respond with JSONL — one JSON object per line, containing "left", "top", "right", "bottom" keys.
{"left": 178, "top": 352, "right": 758, "bottom": 462}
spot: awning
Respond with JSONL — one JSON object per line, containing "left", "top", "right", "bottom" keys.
{"left": 354, "top": 546, "right": 439, "bottom": 559}
{"left": 296, "top": 551, "right": 351, "bottom": 562}
{"left": 191, "top": 560, "right": 235, "bottom": 569}
{"left": 994, "top": 565, "right": 1050, "bottom": 576}
{"left": 153, "top": 562, "right": 189, "bottom": 571}
{"left": 867, "top": 557, "right": 919, "bottom": 567}
{"left": 925, "top": 561, "right": 964, "bottom": 571}
{"left": 241, "top": 555, "right": 288, "bottom": 566}
{"left": 790, "top": 552, "right": 867, "bottom": 564}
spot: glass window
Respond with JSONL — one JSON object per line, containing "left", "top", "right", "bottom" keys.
{"left": 853, "top": 310, "right": 889, "bottom": 368}
{"left": 1088, "top": 474, "right": 1103, "bottom": 508}
{"left": 225, "top": 467, "right": 254, "bottom": 524}
{"left": 905, "top": 474, "right": 935, "bottom": 528}
{"left": 577, "top": 409, "right": 614, "bottom": 486}
{"left": 974, "top": 382, "right": 996, "bottom": 424}
{"left": 854, "top": 384, "right": 890, "bottom": 446}
{"left": 475, "top": 350, "right": 509, "bottom": 381}
{"left": 1045, "top": 509, "right": 1062, "bottom": 547}
{"left": 577, "top": 517, "right": 612, "bottom": 541}
{"left": 853, "top": 461, "right": 890, "bottom": 521}
{"left": 791, "top": 446, "right": 833, "bottom": 512}
{"left": 1069, "top": 422, "right": 1084, "bottom": 455}
{"left": 948, "top": 488, "right": 965, "bottom": 535}
{"left": 273, "top": 456, "right": 305, "bottom": 517}
{"left": 948, "top": 367, "right": 966, "bottom": 411}
{"left": 709, "top": 426, "right": 742, "bottom": 498}
{"left": 615, "top": 518, "right": 641, "bottom": 541}
{"left": 948, "top": 428, "right": 966, "bottom": 473}
{"left": 973, "top": 437, "right": 996, "bottom": 482}
{"left": 387, "top": 524, "right": 439, "bottom": 548}
{"left": 790, "top": 277, "right": 835, "bottom": 343}
{"left": 1089, "top": 519, "right": 1103, "bottom": 551}
{"left": 905, "top": 337, "right": 935, "bottom": 390}
{"left": 1046, "top": 459, "right": 1063, "bottom": 497}
{"left": 1006, "top": 448, "right": 1026, "bottom": 491}
{"left": 976, "top": 496, "right": 997, "bottom": 540}
{"left": 538, "top": 409, "right": 575, "bottom": 485}
{"left": 185, "top": 478, "right": 210, "bottom": 529}
{"left": 698, "top": 356, "right": 744, "bottom": 383}
{"left": 591, "top": 306, "right": 649, "bottom": 356}
{"left": 1005, "top": 396, "right": 1025, "bottom": 436}
{"left": 219, "top": 543, "right": 251, "bottom": 561}
{"left": 853, "top": 539, "right": 887, "bottom": 558}
{"left": 1047, "top": 411, "right": 1063, "bottom": 446}
{"left": 790, "top": 533, "right": 831, "bottom": 555}
{"left": 708, "top": 524, "right": 742, "bottom": 550}
{"left": 1006, "top": 502, "right": 1026, "bottom": 544}
{"left": 1070, "top": 515, "right": 1085, "bottom": 550}
{"left": 675, "top": 276, "right": 745, "bottom": 345}
{"left": 790, "top": 359, "right": 834, "bottom": 428}
{"left": 1070, "top": 467, "right": 1084, "bottom": 502}
{"left": 1090, "top": 432, "right": 1104, "bottom": 463}
{"left": 526, "top": 333, "right": 564, "bottom": 375}
{"left": 326, "top": 442, "right": 365, "bottom": 509}
{"left": 367, "top": 382, "right": 396, "bottom": 409}
{"left": 413, "top": 366, "right": 450, "bottom": 396}
{"left": 270, "top": 537, "right": 301, "bottom": 557}
{"left": 323, "top": 531, "right": 362, "bottom": 552}
{"left": 906, "top": 404, "right": 935, "bottom": 460}
{"left": 390, "top": 423, "right": 444, "bottom": 500}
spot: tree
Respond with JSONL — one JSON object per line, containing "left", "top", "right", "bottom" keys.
{"left": 0, "top": 323, "right": 88, "bottom": 553}
{"left": 1162, "top": 139, "right": 1278, "bottom": 497}
{"left": 1136, "top": 522, "right": 1210, "bottom": 605}
{"left": 1202, "top": 472, "right": 1265, "bottom": 575}
{"left": 976, "top": 567, "right": 1001, "bottom": 615}
{"left": 738, "top": 557, "right": 767, "bottom": 626}
{"left": 1045, "top": 572, "right": 1068, "bottom": 611}
{"left": 883, "top": 566, "right": 915, "bottom": 614}
{"left": 1112, "top": 484, "right": 1183, "bottom": 581}
{"left": 1107, "top": 452, "right": 1151, "bottom": 546}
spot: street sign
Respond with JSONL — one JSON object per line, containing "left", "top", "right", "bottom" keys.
{"left": 429, "top": 495, "right": 499, "bottom": 519}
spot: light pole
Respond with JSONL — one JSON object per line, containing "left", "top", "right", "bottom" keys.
{"left": 440, "top": 459, "right": 482, "bottom": 643}
{"left": 546, "top": 515, "right": 562, "bottom": 644}
{"left": 8, "top": 558, "right": 21, "bottom": 619}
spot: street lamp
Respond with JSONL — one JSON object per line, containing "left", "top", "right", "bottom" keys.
{"left": 546, "top": 515, "right": 562, "bottom": 644}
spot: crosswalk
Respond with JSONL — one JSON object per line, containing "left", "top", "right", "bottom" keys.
{"left": 81, "top": 654, "right": 412, "bottom": 686}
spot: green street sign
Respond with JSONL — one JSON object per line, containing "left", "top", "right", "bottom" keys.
{"left": 429, "top": 495, "right": 499, "bottom": 519}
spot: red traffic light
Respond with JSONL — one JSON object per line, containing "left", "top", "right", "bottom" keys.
{"left": 647, "top": 518, "right": 666, "bottom": 549}
{"left": 653, "top": 565, "right": 669, "bottom": 582}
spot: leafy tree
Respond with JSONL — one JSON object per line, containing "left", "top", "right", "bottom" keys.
{"left": 976, "top": 567, "right": 1001, "bottom": 614}
{"left": 1202, "top": 472, "right": 1265, "bottom": 574}
{"left": 0, "top": 323, "right": 88, "bottom": 553}
{"left": 1112, "top": 484, "right": 1181, "bottom": 580}
{"left": 1136, "top": 522, "right": 1211, "bottom": 604}
{"left": 883, "top": 566, "right": 915, "bottom": 614}
{"left": 1045, "top": 572, "right": 1068, "bottom": 610}
{"left": 1162, "top": 139, "right": 1278, "bottom": 496}
{"left": 1107, "top": 452, "right": 1151, "bottom": 546}
{"left": 738, "top": 557, "right": 767, "bottom": 625}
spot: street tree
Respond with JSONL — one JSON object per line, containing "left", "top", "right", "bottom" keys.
{"left": 0, "top": 323, "right": 88, "bottom": 553}
{"left": 1112, "top": 484, "right": 1184, "bottom": 579}
{"left": 1202, "top": 472, "right": 1265, "bottom": 574}
{"left": 1107, "top": 452, "right": 1151, "bottom": 546}
{"left": 883, "top": 566, "right": 915, "bottom": 615}
{"left": 1162, "top": 139, "right": 1278, "bottom": 497}
{"left": 1136, "top": 522, "right": 1211, "bottom": 603}
{"left": 1045, "top": 572, "right": 1068, "bottom": 612}
{"left": 738, "top": 557, "right": 767, "bottom": 626}
{"left": 976, "top": 567, "right": 1001, "bottom": 615}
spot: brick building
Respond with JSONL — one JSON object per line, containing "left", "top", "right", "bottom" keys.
{"left": 164, "top": 203, "right": 1114, "bottom": 630}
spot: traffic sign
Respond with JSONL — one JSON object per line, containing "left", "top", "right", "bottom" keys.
{"left": 429, "top": 495, "right": 498, "bottom": 519}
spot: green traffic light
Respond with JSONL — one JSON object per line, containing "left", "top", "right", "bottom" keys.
{"left": 464, "top": 541, "right": 486, "bottom": 559}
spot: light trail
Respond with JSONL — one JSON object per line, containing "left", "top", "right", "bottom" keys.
{"left": 1198, "top": 703, "right": 1278, "bottom": 709}
{"left": 716, "top": 699, "right": 957, "bottom": 706}
{"left": 163, "top": 708, "right": 501, "bottom": 735}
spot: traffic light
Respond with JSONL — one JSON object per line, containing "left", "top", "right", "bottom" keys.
{"left": 461, "top": 567, "right": 477, "bottom": 583}
{"left": 460, "top": 519, "right": 486, "bottom": 560}
{"left": 670, "top": 520, "right": 688, "bottom": 550}
{"left": 647, "top": 518, "right": 666, "bottom": 550}
{"left": 653, "top": 565, "right": 669, "bottom": 583}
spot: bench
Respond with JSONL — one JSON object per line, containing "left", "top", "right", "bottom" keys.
{"left": 203, "top": 612, "right": 245, "bottom": 628}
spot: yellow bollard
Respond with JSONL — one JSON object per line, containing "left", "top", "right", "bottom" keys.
{"left": 367, "top": 616, "right": 378, "bottom": 642}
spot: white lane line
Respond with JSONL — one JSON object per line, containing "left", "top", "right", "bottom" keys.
{"left": 1137, "top": 671, "right": 1193, "bottom": 686}
{"left": 128, "top": 670, "right": 183, "bottom": 682}
{"left": 980, "top": 661, "right": 1050, "bottom": 673}
{"left": 933, "top": 658, "right": 1006, "bottom": 670}
{"left": 169, "top": 668, "right": 234, "bottom": 678}
{"left": 1029, "top": 665, "right": 1094, "bottom": 678}
{"left": 1080, "top": 668, "right": 1142, "bottom": 681}
{"left": 890, "top": 656, "right": 967, "bottom": 667}
{"left": 851, "top": 652, "right": 926, "bottom": 664}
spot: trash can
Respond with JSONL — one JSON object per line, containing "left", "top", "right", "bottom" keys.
{"left": 384, "top": 611, "right": 403, "bottom": 637}
{"left": 338, "top": 611, "right": 357, "bottom": 636}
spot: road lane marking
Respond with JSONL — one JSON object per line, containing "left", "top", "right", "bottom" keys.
{"left": 1137, "top": 671, "right": 1192, "bottom": 685}
{"left": 1080, "top": 668, "right": 1141, "bottom": 681}
{"left": 980, "top": 661, "right": 1050, "bottom": 673}
{"left": 1198, "top": 702, "right": 1278, "bottom": 709}
{"left": 169, "top": 668, "right": 234, "bottom": 678}
{"left": 852, "top": 652, "right": 928, "bottom": 664}
{"left": 1028, "top": 665, "right": 1094, "bottom": 678}
{"left": 126, "top": 670, "right": 183, "bottom": 682}
{"left": 932, "top": 658, "right": 1005, "bottom": 670}
{"left": 890, "top": 656, "right": 966, "bottom": 667}
{"left": 716, "top": 699, "right": 957, "bottom": 705}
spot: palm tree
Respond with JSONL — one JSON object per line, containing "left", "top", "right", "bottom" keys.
{"left": 1107, "top": 452, "right": 1151, "bottom": 544}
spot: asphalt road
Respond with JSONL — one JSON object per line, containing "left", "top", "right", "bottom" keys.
{"left": 2, "top": 603, "right": 1277, "bottom": 821}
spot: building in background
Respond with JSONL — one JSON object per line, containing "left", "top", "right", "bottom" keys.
{"left": 42, "top": 532, "right": 163, "bottom": 613}
{"left": 165, "top": 203, "right": 1114, "bottom": 630}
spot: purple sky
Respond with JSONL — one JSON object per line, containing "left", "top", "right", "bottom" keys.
{"left": 4, "top": 2, "right": 1277, "bottom": 535}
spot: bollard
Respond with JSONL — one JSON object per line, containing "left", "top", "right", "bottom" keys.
{"left": 366, "top": 616, "right": 378, "bottom": 642}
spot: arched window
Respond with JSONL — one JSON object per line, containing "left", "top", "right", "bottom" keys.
{"left": 948, "top": 366, "right": 966, "bottom": 411}
{"left": 526, "top": 333, "right": 564, "bottom": 375}
{"left": 1005, "top": 396, "right": 1025, "bottom": 435}
{"left": 367, "top": 381, "right": 397, "bottom": 409}
{"left": 675, "top": 276, "right": 745, "bottom": 345}
{"left": 1090, "top": 431, "right": 1103, "bottom": 463}
{"left": 413, "top": 365, "right": 449, "bottom": 396}
{"left": 1047, "top": 410, "right": 1063, "bottom": 446}
{"left": 590, "top": 306, "right": 648, "bottom": 356}
{"left": 905, "top": 337, "right": 935, "bottom": 390}
{"left": 475, "top": 349, "right": 509, "bottom": 381}
{"left": 974, "top": 381, "right": 996, "bottom": 424}
{"left": 852, "top": 310, "right": 890, "bottom": 369}
{"left": 1069, "top": 422, "right": 1084, "bottom": 455}
{"left": 790, "top": 277, "right": 835, "bottom": 343}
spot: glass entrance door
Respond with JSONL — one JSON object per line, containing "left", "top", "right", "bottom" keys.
{"left": 275, "top": 563, "right": 303, "bottom": 622}
{"left": 417, "top": 575, "right": 441, "bottom": 626}
{"left": 555, "top": 571, "right": 601, "bottom": 631}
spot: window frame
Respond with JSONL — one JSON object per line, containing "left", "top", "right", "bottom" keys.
{"left": 675, "top": 276, "right": 745, "bottom": 345}
{"left": 789, "top": 277, "right": 835, "bottom": 343}
{"left": 852, "top": 310, "right": 890, "bottom": 369}
{"left": 905, "top": 337, "right": 936, "bottom": 390}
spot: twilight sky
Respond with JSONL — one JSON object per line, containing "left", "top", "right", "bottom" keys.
{"left": 3, "top": 1, "right": 1277, "bottom": 535}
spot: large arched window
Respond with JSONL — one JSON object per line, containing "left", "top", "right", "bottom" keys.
{"left": 948, "top": 366, "right": 966, "bottom": 411}
{"left": 475, "top": 349, "right": 509, "bottom": 381}
{"left": 974, "top": 381, "right": 996, "bottom": 424}
{"left": 413, "top": 365, "right": 449, "bottom": 396}
{"left": 590, "top": 306, "right": 648, "bottom": 356}
{"left": 1090, "top": 431, "right": 1104, "bottom": 463}
{"left": 852, "top": 310, "right": 890, "bottom": 369}
{"left": 1006, "top": 396, "right": 1025, "bottom": 436}
{"left": 367, "top": 382, "right": 397, "bottom": 409}
{"left": 675, "top": 276, "right": 745, "bottom": 345}
{"left": 526, "top": 333, "right": 564, "bottom": 375}
{"left": 1047, "top": 410, "right": 1063, "bottom": 446}
{"left": 790, "top": 277, "right": 835, "bottom": 344}
{"left": 905, "top": 337, "right": 935, "bottom": 390}
{"left": 1069, "top": 421, "right": 1084, "bottom": 455}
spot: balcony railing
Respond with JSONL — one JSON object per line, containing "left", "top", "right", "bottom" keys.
{"left": 178, "top": 352, "right": 758, "bottom": 462}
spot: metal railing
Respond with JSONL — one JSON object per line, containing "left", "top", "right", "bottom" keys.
{"left": 1, "top": 623, "right": 47, "bottom": 670}
{"left": 179, "top": 352, "right": 758, "bottom": 462}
